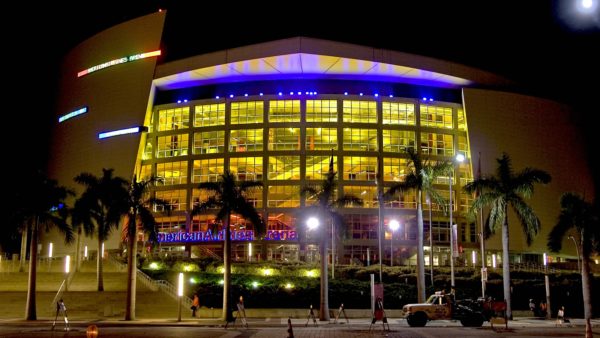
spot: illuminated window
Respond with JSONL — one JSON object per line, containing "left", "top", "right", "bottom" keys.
{"left": 306, "top": 100, "right": 338, "bottom": 122}
{"left": 306, "top": 128, "right": 337, "bottom": 150}
{"left": 342, "top": 128, "right": 378, "bottom": 151}
{"left": 343, "top": 186, "right": 376, "bottom": 208}
{"left": 346, "top": 214, "right": 378, "bottom": 239}
{"left": 382, "top": 102, "right": 415, "bottom": 125}
{"left": 420, "top": 105, "right": 453, "bottom": 129}
{"left": 157, "top": 161, "right": 188, "bottom": 185}
{"left": 230, "top": 129, "right": 263, "bottom": 152}
{"left": 143, "top": 141, "right": 153, "bottom": 160}
{"left": 382, "top": 130, "right": 415, "bottom": 153}
{"left": 192, "top": 159, "right": 224, "bottom": 183}
{"left": 457, "top": 108, "right": 467, "bottom": 131}
{"left": 343, "top": 156, "right": 377, "bottom": 181}
{"left": 458, "top": 135, "right": 469, "bottom": 159}
{"left": 268, "top": 156, "right": 300, "bottom": 180}
{"left": 192, "top": 188, "right": 216, "bottom": 208}
{"left": 158, "top": 107, "right": 190, "bottom": 131}
{"left": 383, "top": 158, "right": 409, "bottom": 182}
{"left": 190, "top": 214, "right": 217, "bottom": 232}
{"left": 267, "top": 185, "right": 300, "bottom": 207}
{"left": 194, "top": 103, "right": 225, "bottom": 127}
{"left": 268, "top": 128, "right": 300, "bottom": 151}
{"left": 230, "top": 157, "right": 263, "bottom": 181}
{"left": 155, "top": 216, "right": 186, "bottom": 233}
{"left": 193, "top": 131, "right": 225, "bottom": 154}
{"left": 458, "top": 162, "right": 473, "bottom": 186}
{"left": 460, "top": 190, "right": 474, "bottom": 214}
{"left": 244, "top": 187, "right": 263, "bottom": 208}
{"left": 139, "top": 164, "right": 152, "bottom": 181}
{"left": 306, "top": 156, "right": 337, "bottom": 180}
{"left": 269, "top": 100, "right": 300, "bottom": 122}
{"left": 156, "top": 134, "right": 189, "bottom": 158}
{"left": 305, "top": 184, "right": 337, "bottom": 206}
{"left": 420, "top": 132, "right": 453, "bottom": 156}
{"left": 429, "top": 220, "right": 449, "bottom": 242}
{"left": 231, "top": 101, "right": 264, "bottom": 124}
{"left": 384, "top": 189, "right": 417, "bottom": 209}
{"left": 267, "top": 213, "right": 296, "bottom": 230}
{"left": 426, "top": 189, "right": 451, "bottom": 211}
{"left": 155, "top": 189, "right": 187, "bottom": 211}
{"left": 342, "top": 101, "right": 377, "bottom": 123}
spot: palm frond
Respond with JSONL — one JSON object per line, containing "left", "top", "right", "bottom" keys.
{"left": 513, "top": 168, "right": 552, "bottom": 198}
{"left": 511, "top": 196, "right": 540, "bottom": 245}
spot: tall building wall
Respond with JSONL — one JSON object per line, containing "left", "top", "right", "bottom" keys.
{"left": 45, "top": 12, "right": 166, "bottom": 255}
{"left": 463, "top": 88, "right": 594, "bottom": 257}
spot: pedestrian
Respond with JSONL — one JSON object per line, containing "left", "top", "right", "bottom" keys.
{"left": 529, "top": 299, "right": 537, "bottom": 317}
{"left": 191, "top": 294, "right": 200, "bottom": 317}
{"left": 539, "top": 301, "right": 547, "bottom": 317}
{"left": 556, "top": 306, "right": 564, "bottom": 326}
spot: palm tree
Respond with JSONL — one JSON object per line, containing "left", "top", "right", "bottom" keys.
{"left": 301, "top": 156, "right": 362, "bottom": 320}
{"left": 124, "top": 175, "right": 169, "bottom": 320}
{"left": 547, "top": 193, "right": 599, "bottom": 338}
{"left": 191, "top": 170, "right": 265, "bottom": 322}
{"left": 71, "top": 196, "right": 95, "bottom": 272}
{"left": 74, "top": 168, "right": 129, "bottom": 291}
{"left": 384, "top": 148, "right": 451, "bottom": 302}
{"left": 12, "top": 171, "right": 73, "bottom": 320}
{"left": 464, "top": 153, "right": 550, "bottom": 319}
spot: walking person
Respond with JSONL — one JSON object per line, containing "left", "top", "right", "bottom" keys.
{"left": 191, "top": 294, "right": 200, "bottom": 317}
{"left": 52, "top": 298, "right": 69, "bottom": 331}
{"left": 529, "top": 299, "right": 537, "bottom": 317}
{"left": 556, "top": 306, "right": 565, "bottom": 327}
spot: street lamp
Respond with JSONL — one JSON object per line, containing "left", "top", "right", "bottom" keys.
{"left": 64, "top": 255, "right": 70, "bottom": 291}
{"left": 307, "top": 216, "right": 329, "bottom": 321}
{"left": 448, "top": 153, "right": 464, "bottom": 292}
{"left": 568, "top": 235, "right": 581, "bottom": 273}
{"left": 389, "top": 220, "right": 400, "bottom": 267}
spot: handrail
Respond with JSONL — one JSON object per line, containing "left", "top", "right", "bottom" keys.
{"left": 50, "top": 279, "right": 66, "bottom": 310}
{"left": 155, "top": 279, "right": 193, "bottom": 307}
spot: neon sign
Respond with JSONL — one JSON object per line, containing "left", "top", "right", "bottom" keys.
{"left": 98, "top": 126, "right": 147, "bottom": 139}
{"left": 157, "top": 230, "right": 298, "bottom": 243}
{"left": 77, "top": 50, "right": 161, "bottom": 77}
{"left": 58, "top": 106, "right": 88, "bottom": 123}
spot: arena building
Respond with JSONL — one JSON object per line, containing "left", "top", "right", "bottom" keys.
{"left": 45, "top": 11, "right": 594, "bottom": 269}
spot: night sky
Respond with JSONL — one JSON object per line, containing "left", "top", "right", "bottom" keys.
{"left": 4, "top": 1, "right": 600, "bottom": 193}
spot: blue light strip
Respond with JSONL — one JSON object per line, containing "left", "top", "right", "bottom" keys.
{"left": 98, "top": 126, "right": 147, "bottom": 139}
{"left": 58, "top": 106, "right": 88, "bottom": 123}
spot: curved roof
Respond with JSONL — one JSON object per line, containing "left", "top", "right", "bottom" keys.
{"left": 154, "top": 37, "right": 511, "bottom": 90}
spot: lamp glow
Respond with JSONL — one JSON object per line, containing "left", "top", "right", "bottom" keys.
{"left": 178, "top": 272, "right": 184, "bottom": 296}
{"left": 472, "top": 251, "right": 477, "bottom": 265}
{"left": 248, "top": 242, "right": 253, "bottom": 260}
{"left": 49, "top": 243, "right": 53, "bottom": 258}
{"left": 543, "top": 252, "right": 547, "bottom": 266}
{"left": 58, "top": 106, "right": 88, "bottom": 123}
{"left": 307, "top": 217, "right": 319, "bottom": 230}
{"left": 456, "top": 153, "right": 465, "bottom": 162}
{"left": 84, "top": 245, "right": 88, "bottom": 258}
{"left": 389, "top": 220, "right": 400, "bottom": 231}
{"left": 492, "top": 254, "right": 497, "bottom": 268}
{"left": 98, "top": 126, "right": 148, "bottom": 139}
{"left": 101, "top": 242, "right": 105, "bottom": 258}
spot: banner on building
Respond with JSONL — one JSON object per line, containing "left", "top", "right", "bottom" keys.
{"left": 452, "top": 224, "right": 459, "bottom": 258}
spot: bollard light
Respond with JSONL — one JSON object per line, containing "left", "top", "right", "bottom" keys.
{"left": 177, "top": 272, "right": 184, "bottom": 322}
{"left": 101, "top": 243, "right": 105, "bottom": 258}
{"left": 65, "top": 255, "right": 70, "bottom": 274}
{"left": 492, "top": 254, "right": 497, "bottom": 268}
{"left": 472, "top": 251, "right": 477, "bottom": 265}
{"left": 49, "top": 243, "right": 53, "bottom": 258}
{"left": 248, "top": 242, "right": 253, "bottom": 261}
{"left": 543, "top": 252, "right": 547, "bottom": 266}
{"left": 84, "top": 245, "right": 88, "bottom": 258}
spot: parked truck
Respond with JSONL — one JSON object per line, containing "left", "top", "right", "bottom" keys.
{"left": 402, "top": 291, "right": 503, "bottom": 327}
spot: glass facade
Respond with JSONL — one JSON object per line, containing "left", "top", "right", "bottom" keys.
{"left": 141, "top": 95, "right": 472, "bottom": 263}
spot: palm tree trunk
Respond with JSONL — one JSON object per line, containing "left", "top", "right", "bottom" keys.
{"left": 25, "top": 217, "right": 38, "bottom": 320}
{"left": 416, "top": 190, "right": 426, "bottom": 303}
{"left": 502, "top": 210, "right": 512, "bottom": 319}
{"left": 319, "top": 225, "right": 330, "bottom": 321}
{"left": 581, "top": 251, "right": 592, "bottom": 338}
{"left": 223, "top": 214, "right": 233, "bottom": 322}
{"left": 75, "top": 229, "right": 81, "bottom": 272}
{"left": 97, "top": 237, "right": 104, "bottom": 291}
{"left": 20, "top": 229, "right": 28, "bottom": 273}
{"left": 125, "top": 228, "right": 137, "bottom": 320}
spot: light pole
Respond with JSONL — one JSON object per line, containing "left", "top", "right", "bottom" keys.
{"left": 568, "top": 235, "right": 581, "bottom": 273}
{"left": 389, "top": 220, "right": 400, "bottom": 267}
{"left": 427, "top": 195, "right": 434, "bottom": 286}
{"left": 448, "top": 153, "right": 464, "bottom": 292}
{"left": 543, "top": 253, "right": 552, "bottom": 320}
{"left": 307, "top": 216, "right": 329, "bottom": 321}
{"left": 64, "top": 255, "right": 70, "bottom": 291}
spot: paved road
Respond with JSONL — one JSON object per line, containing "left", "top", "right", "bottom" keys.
{"left": 0, "top": 319, "right": 598, "bottom": 338}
